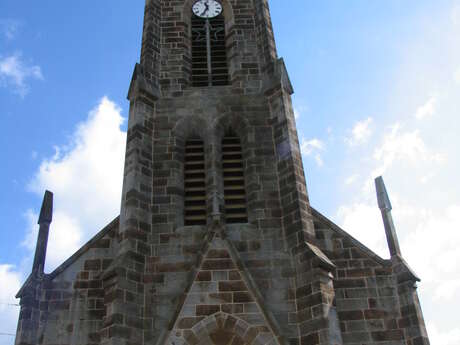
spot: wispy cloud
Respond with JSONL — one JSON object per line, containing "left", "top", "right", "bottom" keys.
{"left": 301, "top": 138, "right": 324, "bottom": 167}
{"left": 345, "top": 174, "right": 359, "bottom": 186}
{"left": 293, "top": 105, "right": 309, "bottom": 120}
{"left": 372, "top": 123, "right": 445, "bottom": 178}
{"left": 294, "top": 108, "right": 300, "bottom": 120}
{"left": 0, "top": 52, "right": 43, "bottom": 97}
{"left": 345, "top": 117, "right": 373, "bottom": 147}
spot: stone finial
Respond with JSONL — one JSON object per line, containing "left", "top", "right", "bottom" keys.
{"left": 375, "top": 177, "right": 401, "bottom": 257}
{"left": 33, "top": 191, "right": 53, "bottom": 275}
{"left": 38, "top": 190, "right": 53, "bottom": 224}
{"left": 376, "top": 176, "right": 392, "bottom": 211}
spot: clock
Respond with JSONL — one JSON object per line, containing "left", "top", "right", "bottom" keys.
{"left": 192, "top": 0, "right": 223, "bottom": 19}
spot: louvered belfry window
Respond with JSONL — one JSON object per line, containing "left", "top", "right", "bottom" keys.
{"left": 184, "top": 138, "right": 207, "bottom": 226}
{"left": 191, "top": 14, "right": 229, "bottom": 87}
{"left": 222, "top": 132, "right": 248, "bottom": 224}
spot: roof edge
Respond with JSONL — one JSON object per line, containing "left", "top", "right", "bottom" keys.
{"left": 16, "top": 273, "right": 33, "bottom": 299}
{"left": 47, "top": 216, "right": 120, "bottom": 280}
{"left": 310, "top": 207, "right": 390, "bottom": 266}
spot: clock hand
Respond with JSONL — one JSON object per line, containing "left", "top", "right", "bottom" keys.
{"left": 201, "top": 1, "right": 209, "bottom": 16}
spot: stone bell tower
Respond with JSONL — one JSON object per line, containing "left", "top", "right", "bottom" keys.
{"left": 15, "top": 1, "right": 431, "bottom": 345}
{"left": 113, "top": 0, "right": 325, "bottom": 344}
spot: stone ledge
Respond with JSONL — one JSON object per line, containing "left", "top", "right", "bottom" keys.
{"left": 127, "top": 63, "right": 161, "bottom": 102}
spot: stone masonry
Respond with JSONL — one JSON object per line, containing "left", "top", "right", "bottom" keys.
{"left": 15, "top": 1, "right": 430, "bottom": 345}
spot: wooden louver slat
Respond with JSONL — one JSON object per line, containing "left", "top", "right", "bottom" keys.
{"left": 184, "top": 138, "right": 207, "bottom": 226}
{"left": 222, "top": 135, "right": 248, "bottom": 224}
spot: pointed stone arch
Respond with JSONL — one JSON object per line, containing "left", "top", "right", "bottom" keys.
{"left": 213, "top": 113, "right": 251, "bottom": 143}
{"left": 168, "top": 312, "right": 277, "bottom": 345}
{"left": 213, "top": 113, "right": 254, "bottom": 223}
{"left": 172, "top": 115, "right": 212, "bottom": 226}
{"left": 174, "top": 115, "right": 213, "bottom": 145}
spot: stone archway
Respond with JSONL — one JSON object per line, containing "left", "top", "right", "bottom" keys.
{"left": 169, "top": 312, "right": 276, "bottom": 345}
{"left": 208, "top": 329, "right": 245, "bottom": 345}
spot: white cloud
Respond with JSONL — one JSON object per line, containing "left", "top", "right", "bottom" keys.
{"left": 428, "top": 323, "right": 460, "bottom": 345}
{"left": 293, "top": 105, "right": 309, "bottom": 120}
{"left": 419, "top": 172, "right": 435, "bottom": 185}
{"left": 301, "top": 138, "right": 324, "bottom": 167}
{"left": 454, "top": 67, "right": 460, "bottom": 84}
{"left": 23, "top": 210, "right": 82, "bottom": 270}
{"left": 294, "top": 108, "right": 300, "bottom": 120}
{"left": 401, "top": 205, "right": 460, "bottom": 286}
{"left": 337, "top": 202, "right": 388, "bottom": 258}
{"left": 372, "top": 123, "right": 445, "bottom": 177}
{"left": 0, "top": 52, "right": 43, "bottom": 97}
{"left": 27, "top": 97, "right": 126, "bottom": 271}
{"left": 452, "top": 4, "right": 460, "bottom": 26}
{"left": 415, "top": 96, "right": 437, "bottom": 120}
{"left": 434, "top": 279, "right": 460, "bottom": 301}
{"left": 314, "top": 154, "right": 323, "bottom": 167}
{"left": 345, "top": 117, "right": 373, "bottom": 146}
{"left": 301, "top": 138, "right": 323, "bottom": 154}
{"left": 345, "top": 174, "right": 359, "bottom": 186}
{"left": 0, "top": 265, "right": 21, "bottom": 342}
{"left": 0, "top": 265, "right": 21, "bottom": 308}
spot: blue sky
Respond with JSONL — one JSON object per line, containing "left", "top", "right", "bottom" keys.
{"left": 1, "top": 1, "right": 460, "bottom": 344}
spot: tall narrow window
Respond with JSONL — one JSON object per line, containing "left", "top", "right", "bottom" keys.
{"left": 222, "top": 132, "right": 248, "bottom": 224}
{"left": 184, "top": 138, "right": 207, "bottom": 226}
{"left": 191, "top": 14, "right": 229, "bottom": 87}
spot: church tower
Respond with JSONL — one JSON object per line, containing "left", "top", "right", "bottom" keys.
{"left": 15, "top": 1, "right": 431, "bottom": 345}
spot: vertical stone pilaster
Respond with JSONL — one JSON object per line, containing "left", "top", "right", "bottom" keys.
{"left": 120, "top": 91, "right": 156, "bottom": 254}
{"left": 254, "top": 0, "right": 278, "bottom": 72}
{"left": 393, "top": 258, "right": 430, "bottom": 345}
{"left": 141, "top": 0, "right": 161, "bottom": 87}
{"left": 208, "top": 132, "right": 225, "bottom": 224}
{"left": 294, "top": 246, "right": 342, "bottom": 345}
{"left": 265, "top": 59, "right": 315, "bottom": 255}
{"left": 101, "top": 73, "right": 157, "bottom": 344}
{"left": 15, "top": 279, "right": 42, "bottom": 345}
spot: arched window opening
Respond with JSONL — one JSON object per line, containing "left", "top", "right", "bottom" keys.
{"left": 184, "top": 138, "right": 207, "bottom": 226}
{"left": 222, "top": 132, "right": 248, "bottom": 224}
{"left": 191, "top": 14, "right": 229, "bottom": 87}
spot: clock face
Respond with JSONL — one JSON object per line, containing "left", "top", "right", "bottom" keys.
{"left": 192, "top": 0, "right": 223, "bottom": 19}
